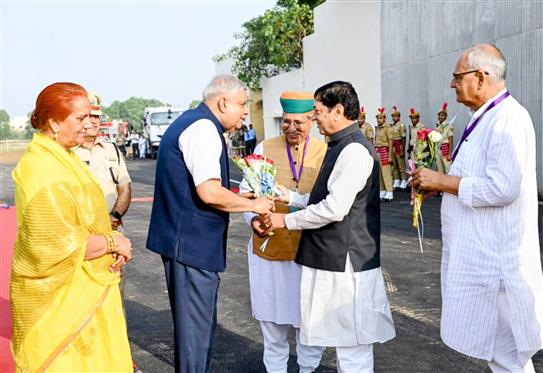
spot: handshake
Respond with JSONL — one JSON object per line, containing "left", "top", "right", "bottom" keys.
{"left": 241, "top": 185, "right": 290, "bottom": 238}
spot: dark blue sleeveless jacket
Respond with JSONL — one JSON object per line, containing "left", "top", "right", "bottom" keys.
{"left": 146, "top": 102, "right": 230, "bottom": 272}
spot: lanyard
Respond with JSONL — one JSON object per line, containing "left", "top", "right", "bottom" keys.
{"left": 286, "top": 136, "right": 310, "bottom": 188}
{"left": 452, "top": 91, "right": 510, "bottom": 161}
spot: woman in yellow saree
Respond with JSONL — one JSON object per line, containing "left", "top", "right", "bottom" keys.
{"left": 11, "top": 82, "right": 133, "bottom": 372}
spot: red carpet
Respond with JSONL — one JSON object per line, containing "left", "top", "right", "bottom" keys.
{"left": 0, "top": 208, "right": 16, "bottom": 372}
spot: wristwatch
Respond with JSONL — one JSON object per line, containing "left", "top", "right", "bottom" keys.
{"left": 110, "top": 210, "right": 123, "bottom": 220}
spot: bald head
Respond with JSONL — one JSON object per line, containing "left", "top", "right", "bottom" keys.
{"left": 463, "top": 44, "right": 507, "bottom": 83}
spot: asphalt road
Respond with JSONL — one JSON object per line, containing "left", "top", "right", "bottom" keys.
{"left": 1, "top": 157, "right": 542, "bottom": 372}
{"left": 120, "top": 158, "right": 542, "bottom": 373}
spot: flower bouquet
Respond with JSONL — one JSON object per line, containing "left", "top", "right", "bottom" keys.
{"left": 410, "top": 128, "right": 442, "bottom": 252}
{"left": 231, "top": 153, "right": 278, "bottom": 197}
{"left": 232, "top": 153, "right": 279, "bottom": 250}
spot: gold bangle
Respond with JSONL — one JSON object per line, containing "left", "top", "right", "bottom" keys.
{"left": 105, "top": 234, "right": 116, "bottom": 254}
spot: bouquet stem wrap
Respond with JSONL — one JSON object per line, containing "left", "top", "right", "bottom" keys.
{"left": 409, "top": 128, "right": 443, "bottom": 253}
{"left": 412, "top": 190, "right": 425, "bottom": 254}
{"left": 412, "top": 191, "right": 424, "bottom": 229}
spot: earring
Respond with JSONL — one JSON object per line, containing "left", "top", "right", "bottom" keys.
{"left": 53, "top": 131, "right": 58, "bottom": 142}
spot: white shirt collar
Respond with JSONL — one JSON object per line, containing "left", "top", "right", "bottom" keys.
{"left": 469, "top": 87, "right": 508, "bottom": 120}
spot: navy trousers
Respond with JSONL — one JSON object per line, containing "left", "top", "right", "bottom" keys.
{"left": 162, "top": 257, "right": 220, "bottom": 373}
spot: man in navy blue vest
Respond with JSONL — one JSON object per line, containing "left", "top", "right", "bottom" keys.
{"left": 146, "top": 74, "right": 275, "bottom": 373}
{"left": 270, "top": 81, "right": 396, "bottom": 372}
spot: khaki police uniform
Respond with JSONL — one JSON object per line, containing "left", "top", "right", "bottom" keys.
{"left": 73, "top": 138, "right": 131, "bottom": 212}
{"left": 375, "top": 123, "right": 394, "bottom": 194}
{"left": 360, "top": 122, "right": 374, "bottom": 143}
{"left": 390, "top": 121, "right": 407, "bottom": 183}
{"left": 436, "top": 120, "right": 454, "bottom": 174}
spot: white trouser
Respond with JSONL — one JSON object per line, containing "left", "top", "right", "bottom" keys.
{"left": 488, "top": 290, "right": 536, "bottom": 373}
{"left": 336, "top": 344, "right": 374, "bottom": 373}
{"left": 260, "top": 320, "right": 324, "bottom": 373}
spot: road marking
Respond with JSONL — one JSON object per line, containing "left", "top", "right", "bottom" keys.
{"left": 390, "top": 304, "right": 439, "bottom": 327}
{"left": 383, "top": 270, "right": 438, "bottom": 327}
{"left": 382, "top": 270, "right": 398, "bottom": 295}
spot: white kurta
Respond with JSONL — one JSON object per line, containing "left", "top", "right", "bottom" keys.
{"left": 285, "top": 142, "right": 396, "bottom": 347}
{"left": 241, "top": 142, "right": 303, "bottom": 326}
{"left": 441, "top": 89, "right": 543, "bottom": 363}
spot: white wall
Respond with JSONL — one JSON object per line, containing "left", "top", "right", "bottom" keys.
{"left": 303, "top": 0, "right": 381, "bottom": 129}
{"left": 261, "top": 0, "right": 382, "bottom": 140}
{"left": 261, "top": 68, "right": 304, "bottom": 140}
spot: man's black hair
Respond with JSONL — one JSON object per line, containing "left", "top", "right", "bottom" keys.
{"left": 314, "top": 81, "right": 360, "bottom": 121}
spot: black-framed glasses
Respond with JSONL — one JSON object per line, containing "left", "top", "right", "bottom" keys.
{"left": 452, "top": 70, "right": 489, "bottom": 82}
{"left": 281, "top": 118, "right": 311, "bottom": 129}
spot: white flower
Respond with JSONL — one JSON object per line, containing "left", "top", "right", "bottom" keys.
{"left": 428, "top": 130, "right": 443, "bottom": 143}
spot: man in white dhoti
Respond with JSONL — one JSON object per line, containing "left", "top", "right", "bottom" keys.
{"left": 241, "top": 91, "right": 326, "bottom": 373}
{"left": 413, "top": 44, "right": 543, "bottom": 373}
{"left": 270, "top": 81, "right": 396, "bottom": 372}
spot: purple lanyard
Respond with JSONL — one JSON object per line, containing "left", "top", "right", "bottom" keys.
{"left": 452, "top": 91, "right": 510, "bottom": 162}
{"left": 286, "top": 136, "right": 310, "bottom": 188}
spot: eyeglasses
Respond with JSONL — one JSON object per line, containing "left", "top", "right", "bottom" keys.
{"left": 452, "top": 70, "right": 489, "bottom": 82}
{"left": 281, "top": 118, "right": 311, "bottom": 129}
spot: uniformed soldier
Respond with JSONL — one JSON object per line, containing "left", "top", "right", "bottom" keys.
{"left": 73, "top": 92, "right": 132, "bottom": 231}
{"left": 390, "top": 106, "right": 407, "bottom": 190}
{"left": 435, "top": 102, "right": 454, "bottom": 174}
{"left": 358, "top": 106, "right": 374, "bottom": 143}
{"left": 408, "top": 107, "right": 425, "bottom": 162}
{"left": 375, "top": 107, "right": 394, "bottom": 201}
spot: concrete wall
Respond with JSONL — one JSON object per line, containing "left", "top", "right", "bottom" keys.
{"left": 381, "top": 1, "right": 543, "bottom": 198}
{"left": 261, "top": 68, "right": 304, "bottom": 140}
{"left": 303, "top": 0, "right": 382, "bottom": 131}
{"left": 261, "top": 0, "right": 382, "bottom": 140}
{"left": 303, "top": 0, "right": 382, "bottom": 93}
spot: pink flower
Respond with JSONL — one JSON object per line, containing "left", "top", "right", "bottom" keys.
{"left": 417, "top": 128, "right": 432, "bottom": 141}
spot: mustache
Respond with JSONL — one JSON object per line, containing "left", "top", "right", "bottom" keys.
{"left": 285, "top": 131, "right": 301, "bottom": 136}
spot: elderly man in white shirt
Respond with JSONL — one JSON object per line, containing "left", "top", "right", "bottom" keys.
{"left": 413, "top": 44, "right": 543, "bottom": 373}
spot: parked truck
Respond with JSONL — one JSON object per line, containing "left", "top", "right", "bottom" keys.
{"left": 142, "top": 107, "right": 184, "bottom": 159}
{"left": 99, "top": 119, "right": 129, "bottom": 143}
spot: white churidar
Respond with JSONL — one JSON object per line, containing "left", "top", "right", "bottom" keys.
{"left": 488, "top": 289, "right": 536, "bottom": 373}
{"left": 260, "top": 321, "right": 324, "bottom": 373}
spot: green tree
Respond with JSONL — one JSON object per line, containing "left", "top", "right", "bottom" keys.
{"left": 278, "top": 0, "right": 324, "bottom": 8}
{"left": 22, "top": 112, "right": 35, "bottom": 140}
{"left": 102, "top": 97, "right": 169, "bottom": 132}
{"left": 189, "top": 100, "right": 201, "bottom": 109}
{"left": 217, "top": 0, "right": 315, "bottom": 89}
{"left": 0, "top": 110, "right": 12, "bottom": 139}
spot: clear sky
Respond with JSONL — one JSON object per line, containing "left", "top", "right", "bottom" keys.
{"left": 1, "top": 0, "right": 274, "bottom": 117}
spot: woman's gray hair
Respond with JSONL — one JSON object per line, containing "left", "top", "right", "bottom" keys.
{"left": 466, "top": 44, "right": 507, "bottom": 82}
{"left": 202, "top": 74, "right": 247, "bottom": 100}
